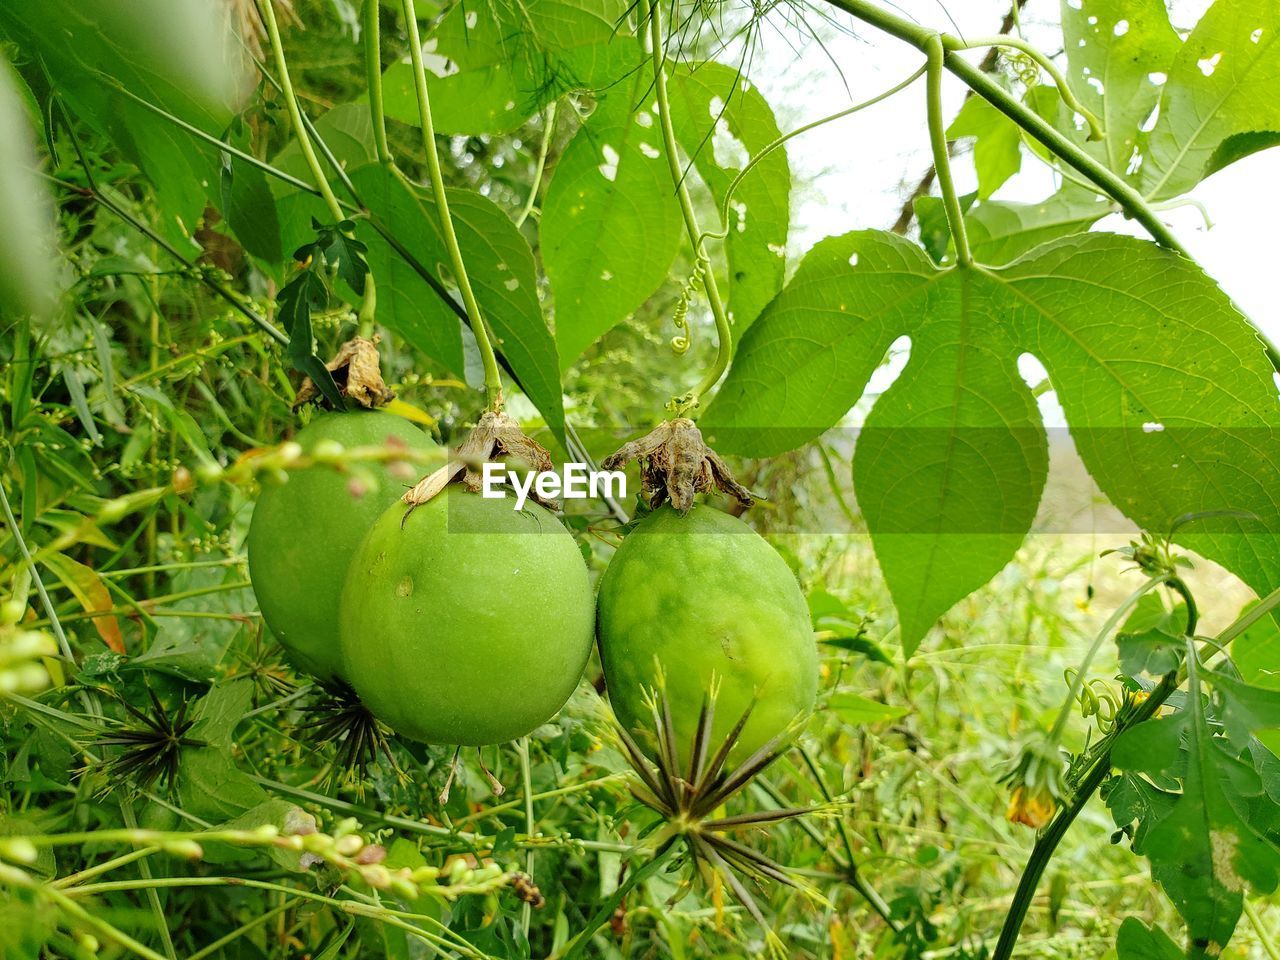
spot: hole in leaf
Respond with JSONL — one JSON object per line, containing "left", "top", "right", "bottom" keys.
{"left": 598, "top": 144, "right": 620, "bottom": 182}
{"left": 711, "top": 120, "right": 748, "bottom": 170}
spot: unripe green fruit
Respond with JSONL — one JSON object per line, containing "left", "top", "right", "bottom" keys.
{"left": 338, "top": 487, "right": 594, "bottom": 746}
{"left": 247, "top": 412, "right": 435, "bottom": 683}
{"left": 596, "top": 505, "right": 818, "bottom": 763}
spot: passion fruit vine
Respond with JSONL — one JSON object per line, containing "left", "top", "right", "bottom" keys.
{"left": 596, "top": 504, "right": 819, "bottom": 763}
{"left": 247, "top": 411, "right": 435, "bottom": 683}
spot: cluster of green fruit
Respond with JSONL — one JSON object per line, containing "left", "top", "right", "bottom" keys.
{"left": 246, "top": 411, "right": 817, "bottom": 766}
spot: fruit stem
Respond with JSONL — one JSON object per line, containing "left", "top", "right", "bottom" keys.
{"left": 642, "top": 0, "right": 733, "bottom": 414}
{"left": 398, "top": 0, "right": 505, "bottom": 414}
{"left": 256, "top": 0, "right": 343, "bottom": 224}
{"left": 363, "top": 0, "right": 393, "bottom": 167}
{"left": 924, "top": 35, "right": 972, "bottom": 268}
{"left": 260, "top": 0, "right": 379, "bottom": 339}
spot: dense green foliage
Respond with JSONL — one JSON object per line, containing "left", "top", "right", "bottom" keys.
{"left": 2, "top": 1, "right": 1280, "bottom": 958}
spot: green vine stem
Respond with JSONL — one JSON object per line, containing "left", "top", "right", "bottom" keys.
{"left": 945, "top": 35, "right": 1103, "bottom": 141}
{"left": 1048, "top": 575, "right": 1164, "bottom": 743}
{"left": 990, "top": 575, "right": 1280, "bottom": 960}
{"left": 925, "top": 36, "right": 973, "bottom": 268}
{"left": 990, "top": 669, "right": 1179, "bottom": 960}
{"left": 1243, "top": 898, "right": 1280, "bottom": 960}
{"left": 257, "top": 0, "right": 343, "bottom": 222}
{"left": 399, "top": 0, "right": 504, "bottom": 412}
{"left": 363, "top": 0, "right": 392, "bottom": 167}
{"left": 818, "top": 0, "right": 1186, "bottom": 256}
{"left": 515, "top": 102, "right": 557, "bottom": 228}
{"left": 259, "top": 0, "right": 379, "bottom": 337}
{"left": 642, "top": 0, "right": 732, "bottom": 413}
{"left": 518, "top": 737, "right": 536, "bottom": 936}
{"left": 697, "top": 65, "right": 927, "bottom": 250}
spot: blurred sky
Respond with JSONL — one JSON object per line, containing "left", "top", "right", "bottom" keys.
{"left": 735, "top": 0, "right": 1279, "bottom": 341}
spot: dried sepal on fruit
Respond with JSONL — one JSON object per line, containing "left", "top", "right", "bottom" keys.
{"left": 614, "top": 679, "right": 830, "bottom": 939}
{"left": 294, "top": 335, "right": 395, "bottom": 410}
{"left": 602, "top": 418, "right": 753, "bottom": 513}
{"left": 301, "top": 680, "right": 405, "bottom": 792}
{"left": 401, "top": 410, "right": 558, "bottom": 513}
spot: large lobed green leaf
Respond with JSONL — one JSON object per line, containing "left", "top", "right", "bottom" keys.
{"left": 1112, "top": 660, "right": 1280, "bottom": 956}
{"left": 703, "top": 230, "right": 1280, "bottom": 652}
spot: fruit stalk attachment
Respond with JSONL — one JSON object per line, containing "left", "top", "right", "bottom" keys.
{"left": 294, "top": 335, "right": 396, "bottom": 409}
{"left": 602, "top": 419, "right": 753, "bottom": 513}
{"left": 402, "top": 411, "right": 558, "bottom": 514}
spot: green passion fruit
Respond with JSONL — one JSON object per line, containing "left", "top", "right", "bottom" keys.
{"left": 596, "top": 505, "right": 818, "bottom": 762}
{"left": 247, "top": 411, "right": 435, "bottom": 683}
{"left": 338, "top": 487, "right": 595, "bottom": 746}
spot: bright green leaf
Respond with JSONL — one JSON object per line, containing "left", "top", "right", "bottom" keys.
{"left": 947, "top": 95, "right": 1024, "bottom": 199}
{"left": 965, "top": 187, "right": 1113, "bottom": 266}
{"left": 1060, "top": 0, "right": 1182, "bottom": 177}
{"left": 1115, "top": 917, "right": 1183, "bottom": 960}
{"left": 543, "top": 70, "right": 683, "bottom": 368}
{"left": 827, "top": 692, "right": 908, "bottom": 725}
{"left": 1143, "top": 661, "right": 1280, "bottom": 956}
{"left": 1141, "top": 0, "right": 1280, "bottom": 199}
{"left": 350, "top": 165, "right": 565, "bottom": 440}
{"left": 704, "top": 230, "right": 1280, "bottom": 647}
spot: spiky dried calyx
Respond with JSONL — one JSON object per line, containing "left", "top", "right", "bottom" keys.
{"left": 294, "top": 335, "right": 395, "bottom": 410}
{"left": 402, "top": 410, "right": 558, "bottom": 511}
{"left": 602, "top": 418, "right": 754, "bottom": 513}
{"left": 613, "top": 684, "right": 828, "bottom": 931}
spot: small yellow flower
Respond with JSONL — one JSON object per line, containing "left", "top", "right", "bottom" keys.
{"left": 1006, "top": 786, "right": 1057, "bottom": 829}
